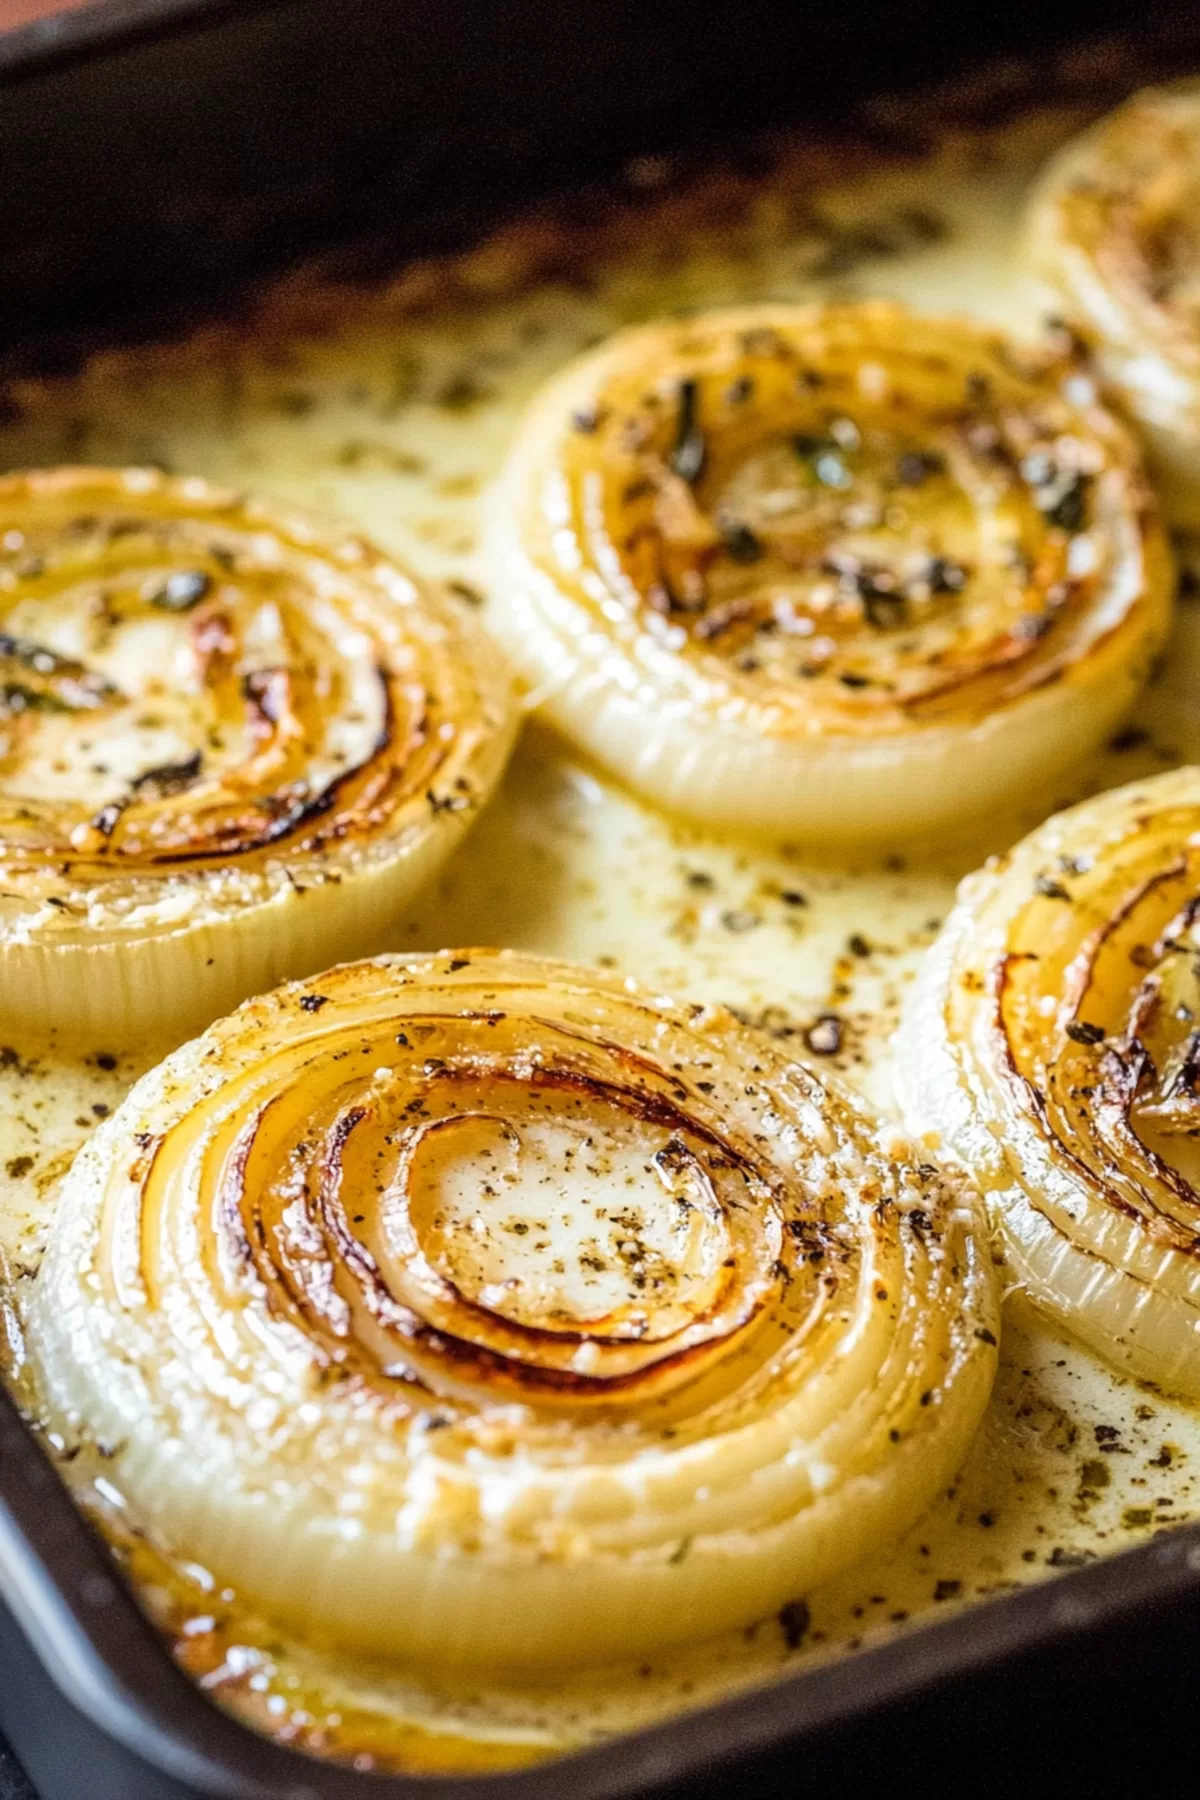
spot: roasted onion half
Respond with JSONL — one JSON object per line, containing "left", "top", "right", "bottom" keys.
{"left": 898, "top": 766, "right": 1200, "bottom": 1395}
{"left": 485, "top": 303, "right": 1172, "bottom": 841}
{"left": 31, "top": 950, "right": 998, "bottom": 1671}
{"left": 1027, "top": 83, "right": 1200, "bottom": 529}
{"left": 0, "top": 468, "right": 516, "bottom": 1043}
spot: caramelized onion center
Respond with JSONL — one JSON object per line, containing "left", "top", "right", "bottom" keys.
{"left": 0, "top": 478, "right": 455, "bottom": 876}
{"left": 561, "top": 311, "right": 1135, "bottom": 722}
{"left": 128, "top": 1005, "right": 795, "bottom": 1410}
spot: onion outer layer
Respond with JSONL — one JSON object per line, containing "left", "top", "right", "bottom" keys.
{"left": 898, "top": 765, "right": 1200, "bottom": 1395}
{"left": 1026, "top": 82, "right": 1200, "bottom": 530}
{"left": 0, "top": 468, "right": 517, "bottom": 1044}
{"left": 30, "top": 949, "right": 998, "bottom": 1671}
{"left": 486, "top": 302, "right": 1172, "bottom": 842}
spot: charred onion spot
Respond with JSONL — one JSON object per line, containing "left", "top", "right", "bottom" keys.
{"left": 130, "top": 752, "right": 203, "bottom": 799}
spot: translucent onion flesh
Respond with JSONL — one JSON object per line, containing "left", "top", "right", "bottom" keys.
{"left": 0, "top": 468, "right": 517, "bottom": 1044}
{"left": 485, "top": 302, "right": 1172, "bottom": 842}
{"left": 898, "top": 765, "right": 1200, "bottom": 1395}
{"left": 30, "top": 949, "right": 998, "bottom": 1671}
{"left": 1026, "top": 81, "right": 1200, "bottom": 530}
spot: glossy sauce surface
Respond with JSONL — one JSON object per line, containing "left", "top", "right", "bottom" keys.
{"left": 1, "top": 77, "right": 1199, "bottom": 1772}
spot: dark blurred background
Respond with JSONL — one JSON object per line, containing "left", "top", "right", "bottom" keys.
{"left": 1, "top": 0, "right": 1198, "bottom": 350}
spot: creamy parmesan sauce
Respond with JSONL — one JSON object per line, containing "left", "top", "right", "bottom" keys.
{"left": 1, "top": 84, "right": 1199, "bottom": 1772}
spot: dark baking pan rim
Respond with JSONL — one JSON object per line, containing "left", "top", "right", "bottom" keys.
{"left": 4, "top": 1367, "right": 1200, "bottom": 1798}
{"left": 3, "top": 0, "right": 1188, "bottom": 350}
{"left": 0, "top": 0, "right": 278, "bottom": 78}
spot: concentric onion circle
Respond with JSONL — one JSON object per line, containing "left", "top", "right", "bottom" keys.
{"left": 485, "top": 302, "right": 1172, "bottom": 841}
{"left": 1027, "top": 82, "right": 1200, "bottom": 529}
{"left": 898, "top": 766, "right": 1200, "bottom": 1395}
{"left": 31, "top": 950, "right": 998, "bottom": 1671}
{"left": 0, "top": 468, "right": 516, "bottom": 1042}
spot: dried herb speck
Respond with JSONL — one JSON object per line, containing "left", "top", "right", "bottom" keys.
{"left": 805, "top": 1014, "right": 843, "bottom": 1056}
{"left": 670, "top": 378, "right": 706, "bottom": 484}
{"left": 720, "top": 521, "right": 764, "bottom": 564}
{"left": 1042, "top": 473, "right": 1090, "bottom": 533}
{"left": 896, "top": 449, "right": 945, "bottom": 486}
{"left": 150, "top": 570, "right": 211, "bottom": 612}
{"left": 778, "top": 1598, "right": 811, "bottom": 1649}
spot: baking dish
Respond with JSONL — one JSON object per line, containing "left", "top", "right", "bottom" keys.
{"left": 4, "top": 2, "right": 1200, "bottom": 1794}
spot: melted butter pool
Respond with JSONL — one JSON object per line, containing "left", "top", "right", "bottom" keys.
{"left": 1, "top": 81, "right": 1200, "bottom": 1772}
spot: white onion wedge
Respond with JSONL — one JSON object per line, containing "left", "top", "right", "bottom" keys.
{"left": 898, "top": 766, "right": 1200, "bottom": 1395}
{"left": 485, "top": 303, "right": 1172, "bottom": 842}
{"left": 31, "top": 949, "right": 998, "bottom": 1671}
{"left": 0, "top": 468, "right": 516, "bottom": 1045}
{"left": 1027, "top": 82, "right": 1200, "bottom": 529}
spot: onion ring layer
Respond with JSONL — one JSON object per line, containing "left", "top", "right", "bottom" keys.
{"left": 31, "top": 949, "right": 998, "bottom": 1670}
{"left": 898, "top": 765, "right": 1200, "bottom": 1394}
{"left": 486, "top": 303, "right": 1171, "bottom": 841}
{"left": 1027, "top": 81, "right": 1200, "bottom": 528}
{"left": 0, "top": 468, "right": 516, "bottom": 1042}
